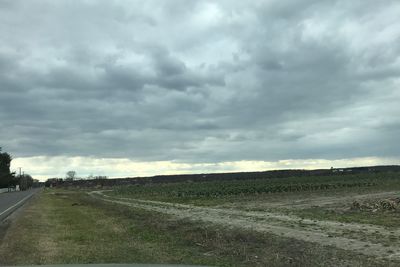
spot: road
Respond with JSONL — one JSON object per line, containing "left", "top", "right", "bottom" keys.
{"left": 0, "top": 188, "right": 40, "bottom": 221}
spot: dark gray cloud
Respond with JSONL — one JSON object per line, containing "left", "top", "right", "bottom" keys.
{"left": 1, "top": 0, "right": 400, "bottom": 164}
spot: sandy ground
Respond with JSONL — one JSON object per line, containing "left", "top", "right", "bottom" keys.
{"left": 90, "top": 190, "right": 400, "bottom": 261}
{"left": 219, "top": 191, "right": 400, "bottom": 210}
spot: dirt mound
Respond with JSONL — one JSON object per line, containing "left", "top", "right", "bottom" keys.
{"left": 351, "top": 197, "right": 400, "bottom": 212}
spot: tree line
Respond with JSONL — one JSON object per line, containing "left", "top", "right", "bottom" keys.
{"left": 45, "top": 171, "right": 108, "bottom": 187}
{"left": 0, "top": 147, "right": 34, "bottom": 190}
{"left": 47, "top": 164, "right": 400, "bottom": 189}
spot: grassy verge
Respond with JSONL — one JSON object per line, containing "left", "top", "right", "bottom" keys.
{"left": 0, "top": 189, "right": 394, "bottom": 266}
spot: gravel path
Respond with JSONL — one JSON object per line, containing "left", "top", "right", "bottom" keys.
{"left": 219, "top": 191, "right": 400, "bottom": 210}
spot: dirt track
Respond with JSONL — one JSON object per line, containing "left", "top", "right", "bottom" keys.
{"left": 90, "top": 191, "right": 400, "bottom": 260}
{"left": 221, "top": 191, "right": 400, "bottom": 210}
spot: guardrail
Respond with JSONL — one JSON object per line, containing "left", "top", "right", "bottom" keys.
{"left": 0, "top": 187, "right": 18, "bottom": 194}
{"left": 0, "top": 188, "right": 9, "bottom": 194}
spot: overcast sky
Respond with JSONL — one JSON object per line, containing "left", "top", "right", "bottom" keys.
{"left": 1, "top": 0, "right": 400, "bottom": 180}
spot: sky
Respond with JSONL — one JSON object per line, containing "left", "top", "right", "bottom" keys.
{"left": 1, "top": 0, "right": 400, "bottom": 181}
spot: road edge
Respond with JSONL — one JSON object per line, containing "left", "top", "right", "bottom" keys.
{"left": 0, "top": 190, "right": 39, "bottom": 222}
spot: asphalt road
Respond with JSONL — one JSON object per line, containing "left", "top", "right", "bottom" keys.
{"left": 0, "top": 188, "right": 40, "bottom": 221}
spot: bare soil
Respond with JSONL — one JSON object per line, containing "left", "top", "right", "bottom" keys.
{"left": 218, "top": 191, "right": 400, "bottom": 210}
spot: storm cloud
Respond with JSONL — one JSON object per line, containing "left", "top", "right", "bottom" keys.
{"left": 1, "top": 0, "right": 400, "bottom": 178}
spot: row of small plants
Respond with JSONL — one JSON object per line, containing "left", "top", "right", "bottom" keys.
{"left": 111, "top": 172, "right": 400, "bottom": 199}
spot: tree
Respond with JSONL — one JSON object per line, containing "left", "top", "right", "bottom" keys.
{"left": 65, "top": 171, "right": 76, "bottom": 181}
{"left": 18, "top": 174, "right": 33, "bottom": 191}
{"left": 0, "top": 147, "right": 14, "bottom": 188}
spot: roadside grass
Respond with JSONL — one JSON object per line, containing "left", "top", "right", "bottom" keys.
{"left": 0, "top": 192, "right": 58, "bottom": 264}
{"left": 0, "top": 189, "right": 395, "bottom": 267}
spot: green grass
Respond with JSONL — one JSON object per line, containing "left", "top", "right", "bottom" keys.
{"left": 0, "top": 189, "right": 394, "bottom": 266}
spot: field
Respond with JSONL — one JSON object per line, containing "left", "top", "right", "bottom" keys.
{"left": 1, "top": 171, "right": 400, "bottom": 266}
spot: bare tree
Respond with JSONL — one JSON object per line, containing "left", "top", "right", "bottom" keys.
{"left": 65, "top": 171, "right": 76, "bottom": 181}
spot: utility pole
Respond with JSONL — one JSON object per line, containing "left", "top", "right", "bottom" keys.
{"left": 19, "top": 167, "right": 22, "bottom": 177}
